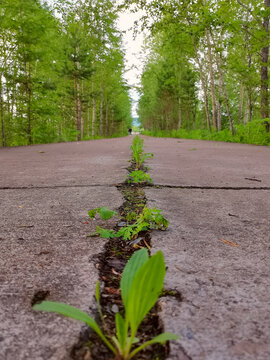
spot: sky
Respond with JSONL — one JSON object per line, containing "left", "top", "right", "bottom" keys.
{"left": 116, "top": 8, "right": 146, "bottom": 119}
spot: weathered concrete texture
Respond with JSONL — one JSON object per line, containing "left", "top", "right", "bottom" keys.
{"left": 143, "top": 136, "right": 270, "bottom": 187}
{"left": 0, "top": 137, "right": 131, "bottom": 188}
{"left": 146, "top": 188, "right": 270, "bottom": 360}
{"left": 0, "top": 186, "right": 122, "bottom": 359}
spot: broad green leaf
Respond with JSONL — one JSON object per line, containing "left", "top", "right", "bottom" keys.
{"left": 96, "top": 226, "right": 115, "bottom": 239}
{"left": 33, "top": 301, "right": 116, "bottom": 354}
{"left": 129, "top": 333, "right": 179, "bottom": 359}
{"left": 115, "top": 312, "right": 127, "bottom": 351}
{"left": 121, "top": 248, "right": 149, "bottom": 309}
{"left": 98, "top": 207, "right": 118, "bottom": 220}
{"left": 126, "top": 251, "right": 166, "bottom": 336}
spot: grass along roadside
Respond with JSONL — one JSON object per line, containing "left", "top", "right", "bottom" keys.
{"left": 33, "top": 136, "right": 178, "bottom": 360}
{"left": 142, "top": 119, "right": 270, "bottom": 146}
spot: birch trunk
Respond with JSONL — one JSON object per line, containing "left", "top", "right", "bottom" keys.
{"left": 261, "top": 0, "right": 270, "bottom": 123}
{"left": 238, "top": 83, "right": 245, "bottom": 122}
{"left": 100, "top": 82, "right": 103, "bottom": 136}
{"left": 0, "top": 73, "right": 6, "bottom": 147}
{"left": 74, "top": 75, "right": 81, "bottom": 141}
{"left": 193, "top": 40, "right": 211, "bottom": 130}
{"left": 91, "top": 79, "right": 95, "bottom": 137}
{"left": 206, "top": 29, "right": 217, "bottom": 130}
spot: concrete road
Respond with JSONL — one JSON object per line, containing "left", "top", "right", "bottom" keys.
{"left": 0, "top": 137, "right": 132, "bottom": 360}
{"left": 1, "top": 136, "right": 269, "bottom": 360}
{"left": 142, "top": 136, "right": 270, "bottom": 360}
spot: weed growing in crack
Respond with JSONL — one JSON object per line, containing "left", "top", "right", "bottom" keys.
{"left": 126, "top": 170, "right": 153, "bottom": 184}
{"left": 87, "top": 206, "right": 169, "bottom": 241}
{"left": 130, "top": 135, "right": 153, "bottom": 170}
{"left": 88, "top": 207, "right": 119, "bottom": 220}
{"left": 33, "top": 249, "right": 178, "bottom": 360}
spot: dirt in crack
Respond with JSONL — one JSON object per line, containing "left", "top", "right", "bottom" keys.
{"left": 71, "top": 180, "right": 169, "bottom": 360}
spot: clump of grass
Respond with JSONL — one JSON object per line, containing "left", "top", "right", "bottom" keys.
{"left": 126, "top": 170, "right": 153, "bottom": 184}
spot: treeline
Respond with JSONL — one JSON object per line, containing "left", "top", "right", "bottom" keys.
{"left": 0, "top": 0, "right": 132, "bottom": 147}
{"left": 128, "top": 0, "right": 270, "bottom": 141}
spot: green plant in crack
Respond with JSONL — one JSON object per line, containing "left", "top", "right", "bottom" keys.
{"left": 88, "top": 207, "right": 118, "bottom": 220}
{"left": 116, "top": 207, "right": 169, "bottom": 241}
{"left": 33, "top": 249, "right": 179, "bottom": 360}
{"left": 130, "top": 135, "right": 153, "bottom": 170}
{"left": 88, "top": 206, "right": 169, "bottom": 241}
{"left": 126, "top": 170, "right": 153, "bottom": 184}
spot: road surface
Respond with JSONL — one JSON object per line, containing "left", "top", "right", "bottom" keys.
{"left": 0, "top": 136, "right": 269, "bottom": 360}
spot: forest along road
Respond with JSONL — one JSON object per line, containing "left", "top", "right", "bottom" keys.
{"left": 0, "top": 136, "right": 269, "bottom": 360}
{"left": 0, "top": 137, "right": 132, "bottom": 360}
{"left": 143, "top": 136, "right": 270, "bottom": 360}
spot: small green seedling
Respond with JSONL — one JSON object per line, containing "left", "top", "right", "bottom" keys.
{"left": 126, "top": 170, "right": 153, "bottom": 184}
{"left": 33, "top": 249, "right": 179, "bottom": 360}
{"left": 88, "top": 207, "right": 118, "bottom": 220}
{"left": 89, "top": 226, "right": 115, "bottom": 239}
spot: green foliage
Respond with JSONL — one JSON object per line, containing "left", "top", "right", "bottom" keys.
{"left": 0, "top": 0, "right": 132, "bottom": 147}
{"left": 130, "top": 135, "right": 154, "bottom": 169}
{"left": 89, "top": 226, "right": 116, "bottom": 239}
{"left": 126, "top": 170, "right": 153, "bottom": 184}
{"left": 143, "top": 119, "right": 270, "bottom": 146}
{"left": 116, "top": 207, "right": 169, "bottom": 241}
{"left": 88, "top": 207, "right": 118, "bottom": 220}
{"left": 88, "top": 205, "right": 169, "bottom": 241}
{"left": 33, "top": 249, "right": 178, "bottom": 359}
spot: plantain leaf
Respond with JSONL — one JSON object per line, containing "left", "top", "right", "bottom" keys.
{"left": 115, "top": 312, "right": 127, "bottom": 351}
{"left": 126, "top": 251, "right": 166, "bottom": 335}
{"left": 129, "top": 333, "right": 179, "bottom": 359}
{"left": 120, "top": 248, "right": 149, "bottom": 308}
{"left": 33, "top": 301, "right": 116, "bottom": 354}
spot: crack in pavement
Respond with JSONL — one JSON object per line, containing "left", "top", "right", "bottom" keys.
{"left": 0, "top": 184, "right": 116, "bottom": 190}
{"left": 146, "top": 184, "right": 270, "bottom": 190}
{"left": 1, "top": 184, "right": 270, "bottom": 191}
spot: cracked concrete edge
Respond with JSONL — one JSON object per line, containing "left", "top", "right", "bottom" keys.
{"left": 0, "top": 186, "right": 124, "bottom": 360}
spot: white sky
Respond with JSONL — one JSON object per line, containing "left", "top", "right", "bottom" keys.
{"left": 116, "top": 9, "right": 147, "bottom": 118}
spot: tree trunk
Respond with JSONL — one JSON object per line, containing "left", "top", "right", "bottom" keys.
{"left": 177, "top": 97, "right": 182, "bottom": 129}
{"left": 0, "top": 73, "right": 6, "bottom": 147}
{"left": 74, "top": 74, "right": 81, "bottom": 141}
{"left": 216, "top": 56, "right": 234, "bottom": 135}
{"left": 211, "top": 32, "right": 234, "bottom": 135}
{"left": 217, "top": 73, "right": 222, "bottom": 131}
{"left": 87, "top": 101, "right": 90, "bottom": 137}
{"left": 261, "top": 0, "right": 270, "bottom": 125}
{"left": 100, "top": 82, "right": 103, "bottom": 136}
{"left": 105, "top": 100, "right": 109, "bottom": 136}
{"left": 92, "top": 96, "right": 96, "bottom": 137}
{"left": 80, "top": 80, "right": 84, "bottom": 139}
{"left": 193, "top": 40, "right": 211, "bottom": 130}
{"left": 26, "top": 63, "right": 32, "bottom": 145}
{"left": 261, "top": 0, "right": 270, "bottom": 132}
{"left": 238, "top": 83, "right": 245, "bottom": 122}
{"left": 206, "top": 29, "right": 218, "bottom": 130}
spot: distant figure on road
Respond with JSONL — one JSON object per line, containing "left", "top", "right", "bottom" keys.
{"left": 128, "top": 128, "right": 132, "bottom": 135}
